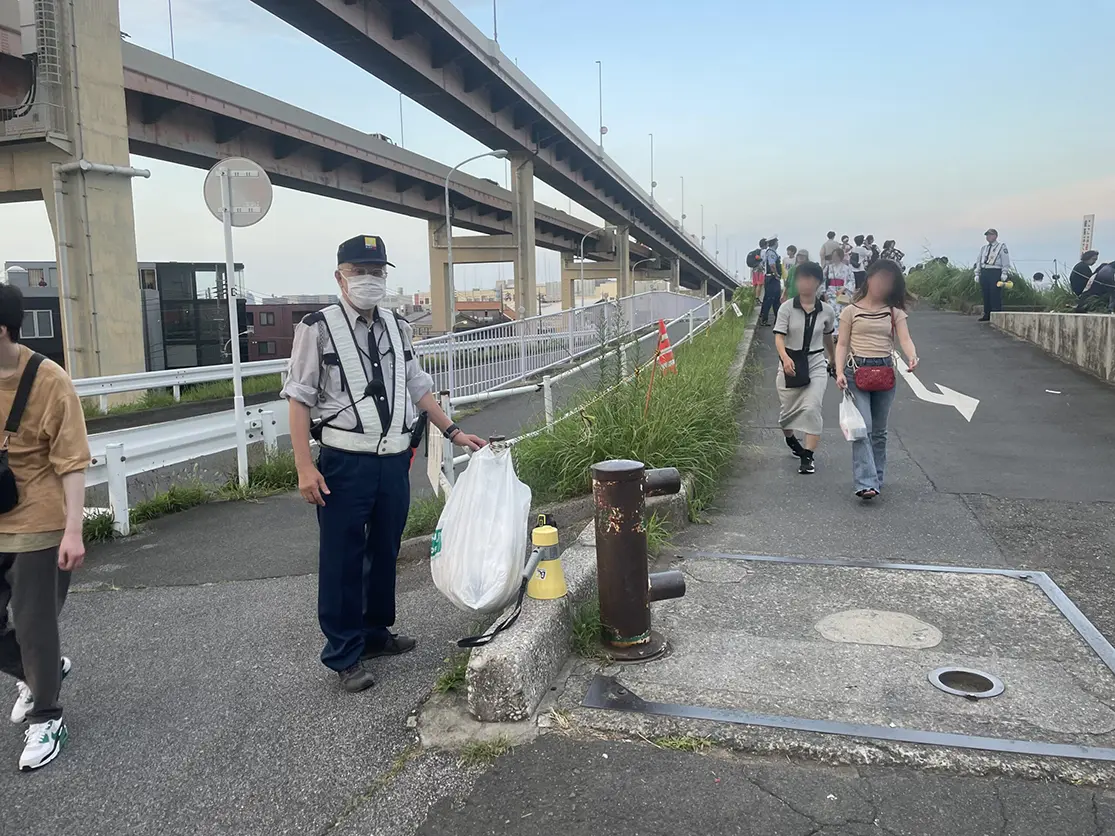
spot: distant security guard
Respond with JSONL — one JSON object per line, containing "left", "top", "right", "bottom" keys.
{"left": 975, "top": 228, "right": 1012, "bottom": 322}
{"left": 281, "top": 234, "right": 486, "bottom": 693}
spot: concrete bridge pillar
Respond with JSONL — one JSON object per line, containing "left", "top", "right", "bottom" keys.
{"left": 700, "top": 278, "right": 708, "bottom": 297}
{"left": 427, "top": 220, "right": 518, "bottom": 334}
{"left": 670, "top": 258, "right": 681, "bottom": 293}
{"left": 510, "top": 154, "right": 537, "bottom": 319}
{"left": 0, "top": 0, "right": 144, "bottom": 377}
{"left": 615, "top": 225, "right": 631, "bottom": 299}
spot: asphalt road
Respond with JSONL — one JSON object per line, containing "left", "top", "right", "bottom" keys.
{"left": 5, "top": 308, "right": 1115, "bottom": 835}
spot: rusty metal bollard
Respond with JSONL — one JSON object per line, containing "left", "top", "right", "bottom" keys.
{"left": 591, "top": 459, "right": 686, "bottom": 662}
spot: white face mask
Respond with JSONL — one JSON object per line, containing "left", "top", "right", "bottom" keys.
{"left": 344, "top": 274, "right": 387, "bottom": 309}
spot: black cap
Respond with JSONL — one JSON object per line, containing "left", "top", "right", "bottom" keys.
{"left": 337, "top": 235, "right": 395, "bottom": 267}
{"left": 984, "top": 228, "right": 998, "bottom": 236}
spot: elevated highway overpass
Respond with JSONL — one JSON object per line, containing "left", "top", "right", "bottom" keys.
{"left": 245, "top": 0, "right": 737, "bottom": 295}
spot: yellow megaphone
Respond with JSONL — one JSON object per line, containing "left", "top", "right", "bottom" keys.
{"left": 526, "top": 518, "right": 566, "bottom": 600}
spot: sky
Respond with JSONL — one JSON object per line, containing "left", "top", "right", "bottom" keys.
{"left": 2, "top": 0, "right": 1113, "bottom": 298}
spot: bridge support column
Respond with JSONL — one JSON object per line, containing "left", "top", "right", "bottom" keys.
{"left": 560, "top": 253, "right": 578, "bottom": 309}
{"left": 700, "top": 278, "right": 708, "bottom": 297}
{"left": 510, "top": 154, "right": 537, "bottom": 318}
{"left": 0, "top": 0, "right": 144, "bottom": 378}
{"left": 427, "top": 220, "right": 518, "bottom": 334}
{"left": 615, "top": 226, "right": 631, "bottom": 299}
{"left": 670, "top": 259, "right": 681, "bottom": 293}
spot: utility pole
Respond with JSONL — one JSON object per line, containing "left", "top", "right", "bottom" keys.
{"left": 596, "top": 61, "right": 604, "bottom": 149}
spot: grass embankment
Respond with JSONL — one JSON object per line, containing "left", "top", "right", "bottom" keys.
{"left": 83, "top": 374, "right": 283, "bottom": 420}
{"left": 512, "top": 311, "right": 749, "bottom": 515}
{"left": 906, "top": 260, "right": 1080, "bottom": 313}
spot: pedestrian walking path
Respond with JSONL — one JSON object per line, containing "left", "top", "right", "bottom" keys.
{"left": 6, "top": 310, "right": 1115, "bottom": 835}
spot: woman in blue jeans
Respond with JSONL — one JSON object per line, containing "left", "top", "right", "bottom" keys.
{"left": 834, "top": 259, "right": 919, "bottom": 499}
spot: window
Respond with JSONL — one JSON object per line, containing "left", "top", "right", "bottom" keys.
{"left": 259, "top": 341, "right": 277, "bottom": 355}
{"left": 245, "top": 312, "right": 255, "bottom": 327}
{"left": 259, "top": 311, "right": 276, "bottom": 327}
{"left": 26, "top": 268, "right": 46, "bottom": 288}
{"left": 140, "top": 268, "right": 157, "bottom": 290}
{"left": 21, "top": 310, "right": 54, "bottom": 339}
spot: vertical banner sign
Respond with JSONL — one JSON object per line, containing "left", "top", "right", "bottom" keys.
{"left": 1081, "top": 214, "right": 1095, "bottom": 254}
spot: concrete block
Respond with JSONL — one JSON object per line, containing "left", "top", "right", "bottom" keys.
{"left": 466, "top": 523, "right": 599, "bottom": 723}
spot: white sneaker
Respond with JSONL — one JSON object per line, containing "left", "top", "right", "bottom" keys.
{"left": 19, "top": 718, "right": 68, "bottom": 771}
{"left": 10, "top": 657, "right": 72, "bottom": 724}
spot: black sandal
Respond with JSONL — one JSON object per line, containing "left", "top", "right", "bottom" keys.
{"left": 856, "top": 489, "right": 879, "bottom": 500}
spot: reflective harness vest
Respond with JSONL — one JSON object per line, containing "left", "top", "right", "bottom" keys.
{"left": 313, "top": 304, "right": 412, "bottom": 456}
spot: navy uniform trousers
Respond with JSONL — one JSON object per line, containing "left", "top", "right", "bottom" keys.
{"left": 316, "top": 445, "right": 411, "bottom": 671}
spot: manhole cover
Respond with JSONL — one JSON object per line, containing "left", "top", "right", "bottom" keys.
{"left": 815, "top": 609, "right": 942, "bottom": 649}
{"left": 928, "top": 667, "right": 1004, "bottom": 700}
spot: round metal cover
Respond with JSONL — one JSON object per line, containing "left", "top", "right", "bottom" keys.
{"left": 928, "top": 667, "right": 1004, "bottom": 700}
{"left": 203, "top": 157, "right": 273, "bottom": 227}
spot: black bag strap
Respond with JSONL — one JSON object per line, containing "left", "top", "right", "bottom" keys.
{"left": 3, "top": 353, "right": 45, "bottom": 448}
{"left": 456, "top": 579, "right": 529, "bottom": 649}
{"left": 797, "top": 305, "right": 820, "bottom": 353}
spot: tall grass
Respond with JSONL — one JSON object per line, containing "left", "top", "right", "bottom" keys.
{"left": 512, "top": 314, "right": 748, "bottom": 510}
{"left": 906, "top": 261, "right": 1079, "bottom": 313}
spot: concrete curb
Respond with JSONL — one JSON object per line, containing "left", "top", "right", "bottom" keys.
{"left": 464, "top": 314, "right": 760, "bottom": 723}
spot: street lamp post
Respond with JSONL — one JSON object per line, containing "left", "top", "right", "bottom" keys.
{"left": 596, "top": 60, "right": 604, "bottom": 149}
{"left": 714, "top": 223, "right": 719, "bottom": 262}
{"left": 167, "top": 0, "right": 175, "bottom": 58}
{"left": 649, "top": 133, "right": 656, "bottom": 201}
{"left": 700, "top": 205, "right": 705, "bottom": 248}
{"left": 680, "top": 176, "right": 686, "bottom": 233}
{"left": 578, "top": 224, "right": 615, "bottom": 308}
{"left": 443, "top": 150, "right": 509, "bottom": 430}
{"left": 492, "top": 0, "right": 498, "bottom": 43}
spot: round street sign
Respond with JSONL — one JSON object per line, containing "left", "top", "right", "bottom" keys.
{"left": 203, "top": 157, "right": 273, "bottom": 228}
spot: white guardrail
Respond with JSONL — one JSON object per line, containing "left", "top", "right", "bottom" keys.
{"left": 78, "top": 290, "right": 722, "bottom": 534}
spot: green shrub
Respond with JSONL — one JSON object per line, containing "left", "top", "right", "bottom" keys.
{"left": 906, "top": 261, "right": 1078, "bottom": 313}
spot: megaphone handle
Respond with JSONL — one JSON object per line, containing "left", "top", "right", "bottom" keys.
{"left": 523, "top": 547, "right": 543, "bottom": 581}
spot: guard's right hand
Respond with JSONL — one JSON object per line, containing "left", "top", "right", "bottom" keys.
{"left": 298, "top": 465, "right": 330, "bottom": 506}
{"left": 836, "top": 372, "right": 848, "bottom": 390}
{"left": 781, "top": 357, "right": 795, "bottom": 377}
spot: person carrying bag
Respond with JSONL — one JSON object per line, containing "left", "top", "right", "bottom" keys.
{"left": 834, "top": 259, "right": 919, "bottom": 500}
{"left": 773, "top": 262, "right": 836, "bottom": 475}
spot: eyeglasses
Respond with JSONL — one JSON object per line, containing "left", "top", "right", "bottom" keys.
{"left": 345, "top": 265, "right": 388, "bottom": 278}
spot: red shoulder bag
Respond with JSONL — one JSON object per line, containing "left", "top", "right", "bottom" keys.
{"left": 851, "top": 309, "right": 896, "bottom": 392}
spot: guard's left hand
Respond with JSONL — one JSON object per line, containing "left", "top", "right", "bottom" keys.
{"left": 452, "top": 431, "right": 486, "bottom": 452}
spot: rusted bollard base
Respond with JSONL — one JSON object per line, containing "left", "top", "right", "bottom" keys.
{"left": 601, "top": 630, "right": 668, "bottom": 663}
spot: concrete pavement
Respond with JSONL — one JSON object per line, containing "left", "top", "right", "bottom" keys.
{"left": 6, "top": 308, "right": 1115, "bottom": 835}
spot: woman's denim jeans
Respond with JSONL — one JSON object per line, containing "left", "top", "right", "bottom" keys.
{"left": 845, "top": 371, "right": 897, "bottom": 492}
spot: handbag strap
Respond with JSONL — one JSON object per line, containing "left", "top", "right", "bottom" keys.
{"left": 2, "top": 353, "right": 44, "bottom": 450}
{"left": 797, "top": 305, "right": 820, "bottom": 353}
{"left": 456, "top": 578, "right": 528, "bottom": 648}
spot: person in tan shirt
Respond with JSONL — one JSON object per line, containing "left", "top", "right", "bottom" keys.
{"left": 834, "top": 259, "right": 919, "bottom": 501}
{"left": 0, "top": 285, "right": 89, "bottom": 772}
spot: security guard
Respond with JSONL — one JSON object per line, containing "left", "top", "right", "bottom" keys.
{"left": 281, "top": 235, "right": 485, "bottom": 693}
{"left": 976, "top": 228, "right": 1012, "bottom": 322}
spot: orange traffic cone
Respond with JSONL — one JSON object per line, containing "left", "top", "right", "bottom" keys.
{"left": 656, "top": 319, "right": 677, "bottom": 374}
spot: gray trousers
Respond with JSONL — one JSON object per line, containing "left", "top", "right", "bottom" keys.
{"left": 0, "top": 548, "right": 70, "bottom": 722}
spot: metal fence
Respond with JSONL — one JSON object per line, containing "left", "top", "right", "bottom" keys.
{"left": 416, "top": 290, "right": 711, "bottom": 397}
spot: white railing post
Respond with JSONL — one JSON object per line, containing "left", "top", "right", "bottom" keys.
{"left": 620, "top": 341, "right": 630, "bottom": 378}
{"left": 543, "top": 375, "right": 554, "bottom": 429}
{"left": 105, "top": 442, "right": 130, "bottom": 536}
{"left": 172, "top": 384, "right": 181, "bottom": 402}
{"left": 439, "top": 392, "right": 456, "bottom": 486}
{"left": 98, "top": 394, "right": 108, "bottom": 414}
{"left": 568, "top": 307, "right": 576, "bottom": 358}
{"left": 261, "top": 409, "right": 278, "bottom": 454}
{"left": 519, "top": 319, "right": 528, "bottom": 379}
{"left": 688, "top": 309, "right": 695, "bottom": 341}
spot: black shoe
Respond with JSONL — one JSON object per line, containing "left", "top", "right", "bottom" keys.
{"left": 361, "top": 634, "right": 417, "bottom": 660}
{"left": 339, "top": 662, "right": 375, "bottom": 693}
{"left": 977, "top": 316, "right": 990, "bottom": 322}
{"left": 785, "top": 436, "right": 806, "bottom": 458}
{"left": 799, "top": 453, "right": 816, "bottom": 475}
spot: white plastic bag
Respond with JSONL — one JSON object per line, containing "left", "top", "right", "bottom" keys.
{"left": 839, "top": 392, "right": 868, "bottom": 441}
{"left": 430, "top": 445, "right": 532, "bottom": 614}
